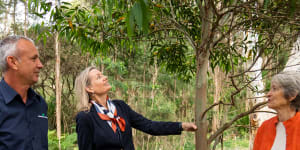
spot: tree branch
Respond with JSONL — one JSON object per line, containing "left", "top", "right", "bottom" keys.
{"left": 201, "top": 101, "right": 233, "bottom": 120}
{"left": 208, "top": 101, "right": 267, "bottom": 144}
{"left": 167, "top": 1, "right": 197, "bottom": 51}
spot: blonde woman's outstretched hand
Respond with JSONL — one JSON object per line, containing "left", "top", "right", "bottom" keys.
{"left": 182, "top": 122, "right": 198, "bottom": 131}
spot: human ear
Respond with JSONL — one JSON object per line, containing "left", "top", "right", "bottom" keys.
{"left": 85, "top": 86, "right": 94, "bottom": 94}
{"left": 6, "top": 56, "right": 19, "bottom": 70}
{"left": 288, "top": 94, "right": 297, "bottom": 102}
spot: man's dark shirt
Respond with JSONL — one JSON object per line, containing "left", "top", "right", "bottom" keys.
{"left": 0, "top": 79, "right": 48, "bottom": 150}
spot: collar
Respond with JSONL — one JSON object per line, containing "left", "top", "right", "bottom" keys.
{"left": 91, "top": 99, "right": 116, "bottom": 118}
{"left": 272, "top": 112, "right": 300, "bottom": 126}
{"left": 0, "top": 78, "right": 40, "bottom": 104}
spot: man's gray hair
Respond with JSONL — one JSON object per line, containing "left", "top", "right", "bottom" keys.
{"left": 0, "top": 35, "right": 34, "bottom": 72}
{"left": 272, "top": 71, "right": 300, "bottom": 109}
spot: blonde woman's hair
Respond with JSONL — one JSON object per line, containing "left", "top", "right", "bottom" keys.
{"left": 75, "top": 66, "right": 97, "bottom": 111}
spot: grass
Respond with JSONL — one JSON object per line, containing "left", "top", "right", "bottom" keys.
{"left": 215, "top": 136, "right": 249, "bottom": 150}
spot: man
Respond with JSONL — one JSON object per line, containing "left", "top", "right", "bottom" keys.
{"left": 0, "top": 36, "right": 47, "bottom": 150}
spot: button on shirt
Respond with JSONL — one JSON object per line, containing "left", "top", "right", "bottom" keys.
{"left": 0, "top": 79, "right": 48, "bottom": 150}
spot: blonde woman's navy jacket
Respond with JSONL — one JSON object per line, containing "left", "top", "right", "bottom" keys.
{"left": 76, "top": 100, "right": 182, "bottom": 150}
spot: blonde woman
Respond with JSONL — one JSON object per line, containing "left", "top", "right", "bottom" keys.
{"left": 75, "top": 66, "right": 197, "bottom": 150}
{"left": 254, "top": 71, "right": 300, "bottom": 150}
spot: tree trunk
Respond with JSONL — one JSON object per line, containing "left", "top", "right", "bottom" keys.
{"left": 113, "top": 46, "right": 122, "bottom": 99}
{"left": 143, "top": 47, "right": 146, "bottom": 100}
{"left": 151, "top": 58, "right": 158, "bottom": 108}
{"left": 4, "top": 0, "right": 13, "bottom": 35}
{"left": 248, "top": 92, "right": 256, "bottom": 150}
{"left": 100, "top": 57, "right": 104, "bottom": 72}
{"left": 284, "top": 36, "right": 300, "bottom": 71}
{"left": 12, "top": 0, "right": 17, "bottom": 34}
{"left": 55, "top": 33, "right": 62, "bottom": 150}
{"left": 195, "top": 50, "right": 209, "bottom": 150}
{"left": 181, "top": 87, "right": 188, "bottom": 118}
{"left": 55, "top": 1, "right": 61, "bottom": 150}
{"left": 195, "top": 1, "right": 213, "bottom": 149}
{"left": 173, "top": 77, "right": 176, "bottom": 102}
{"left": 211, "top": 67, "right": 226, "bottom": 149}
{"left": 212, "top": 67, "right": 223, "bottom": 133}
{"left": 24, "top": 0, "right": 28, "bottom": 36}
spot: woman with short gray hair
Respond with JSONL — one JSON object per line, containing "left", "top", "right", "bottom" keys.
{"left": 254, "top": 71, "right": 300, "bottom": 150}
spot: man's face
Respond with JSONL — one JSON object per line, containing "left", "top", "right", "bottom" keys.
{"left": 15, "top": 39, "right": 43, "bottom": 85}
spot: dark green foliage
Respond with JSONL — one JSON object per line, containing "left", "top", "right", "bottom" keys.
{"left": 127, "top": 0, "right": 151, "bottom": 36}
{"left": 0, "top": 1, "right": 5, "bottom": 14}
{"left": 234, "top": 115, "right": 249, "bottom": 137}
{"left": 28, "top": 0, "right": 52, "bottom": 17}
{"left": 23, "top": 0, "right": 300, "bottom": 149}
{"left": 210, "top": 43, "right": 247, "bottom": 74}
{"left": 150, "top": 42, "right": 196, "bottom": 82}
{"left": 48, "top": 130, "right": 77, "bottom": 150}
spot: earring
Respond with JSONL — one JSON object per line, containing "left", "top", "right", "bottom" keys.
{"left": 91, "top": 91, "right": 95, "bottom": 97}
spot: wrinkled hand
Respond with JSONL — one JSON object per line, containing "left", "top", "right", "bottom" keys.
{"left": 182, "top": 122, "right": 197, "bottom": 131}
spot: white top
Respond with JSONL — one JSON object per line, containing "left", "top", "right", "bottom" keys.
{"left": 91, "top": 100, "right": 116, "bottom": 127}
{"left": 271, "top": 122, "right": 286, "bottom": 150}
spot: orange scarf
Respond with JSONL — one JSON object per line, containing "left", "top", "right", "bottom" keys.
{"left": 97, "top": 109, "right": 126, "bottom": 133}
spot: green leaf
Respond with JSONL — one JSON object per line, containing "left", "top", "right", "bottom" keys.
{"left": 263, "top": 0, "right": 270, "bottom": 9}
{"left": 132, "top": 2, "right": 143, "bottom": 31}
{"left": 28, "top": 0, "right": 32, "bottom": 10}
{"left": 107, "top": 0, "right": 113, "bottom": 21}
{"left": 65, "top": 10, "right": 75, "bottom": 17}
{"left": 60, "top": 5, "right": 69, "bottom": 9}
{"left": 140, "top": 0, "right": 150, "bottom": 34}
{"left": 43, "top": 35, "right": 47, "bottom": 46}
{"left": 126, "top": 10, "right": 135, "bottom": 37}
{"left": 61, "top": 2, "right": 71, "bottom": 5}
{"left": 289, "top": 0, "right": 296, "bottom": 16}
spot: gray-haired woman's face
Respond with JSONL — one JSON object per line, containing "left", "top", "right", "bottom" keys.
{"left": 267, "top": 82, "right": 290, "bottom": 110}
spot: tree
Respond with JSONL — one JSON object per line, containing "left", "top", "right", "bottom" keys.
{"left": 33, "top": 0, "right": 300, "bottom": 149}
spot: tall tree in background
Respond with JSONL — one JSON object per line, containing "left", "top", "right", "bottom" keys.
{"left": 55, "top": 0, "right": 62, "bottom": 149}
{"left": 1, "top": 0, "right": 12, "bottom": 35}
{"left": 12, "top": 0, "right": 17, "bottom": 34}
{"left": 23, "top": 0, "right": 28, "bottom": 36}
{"left": 31, "top": 0, "right": 300, "bottom": 149}
{"left": 147, "top": 1, "right": 298, "bottom": 149}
